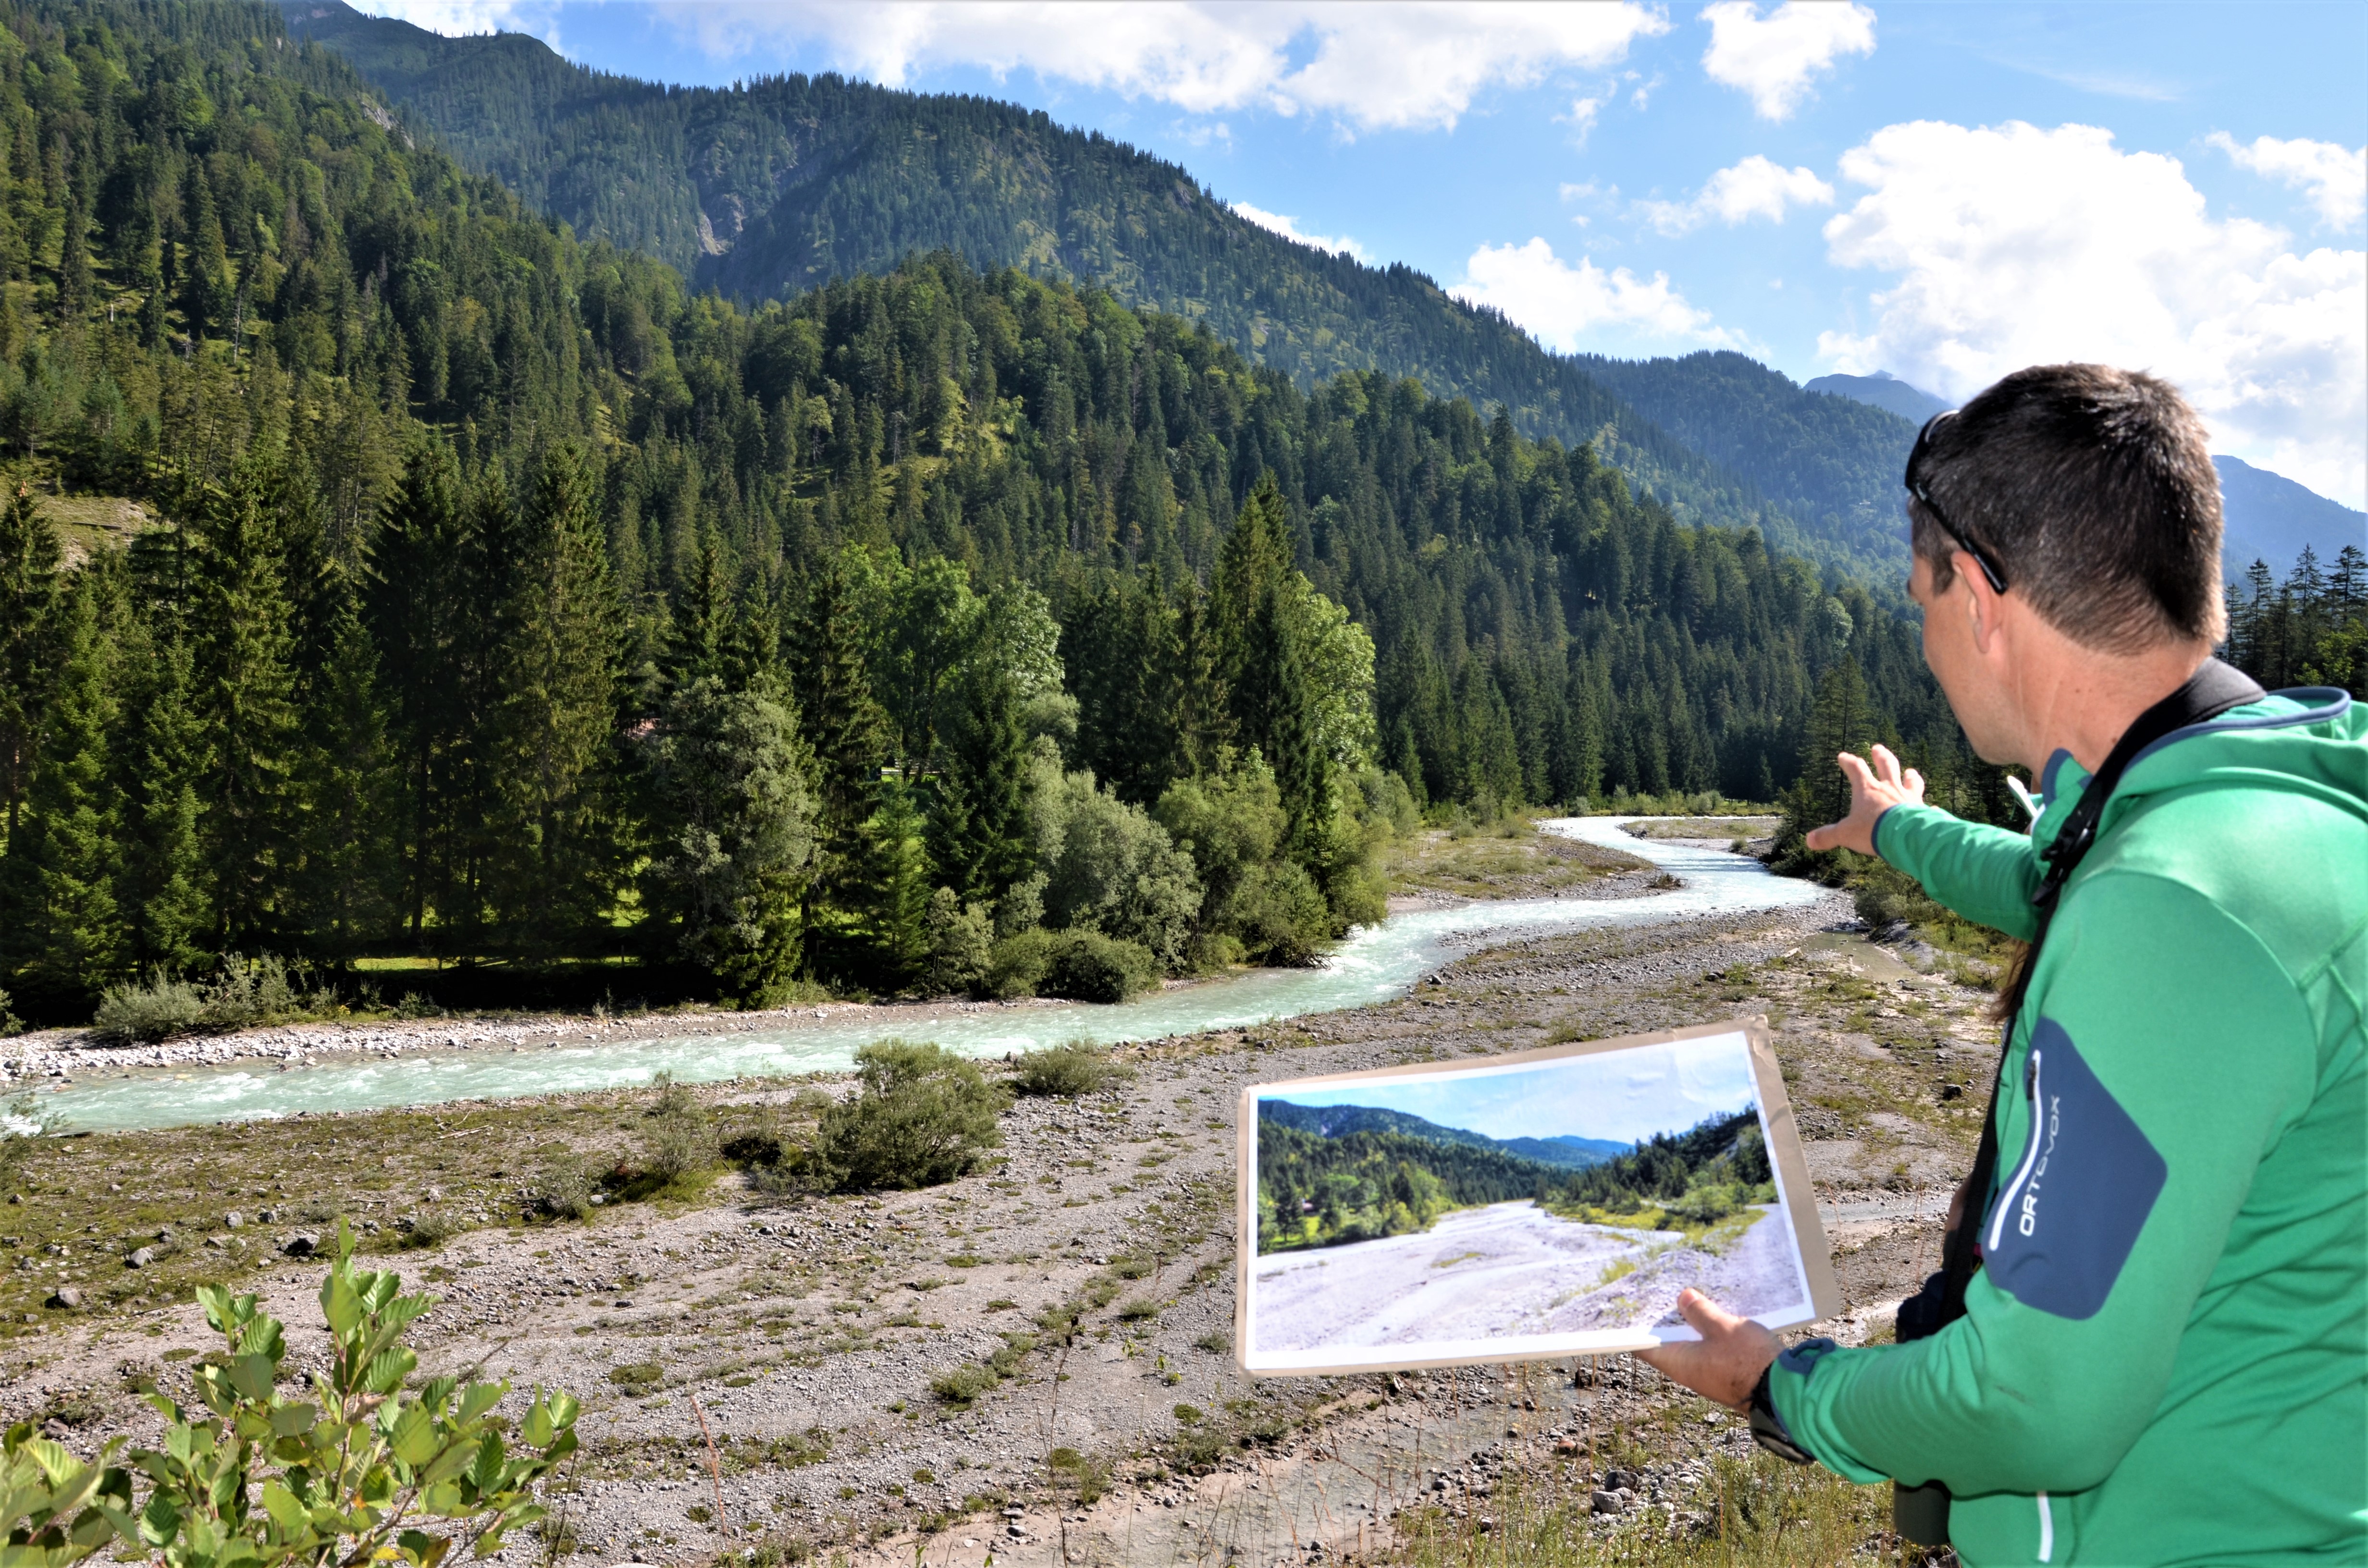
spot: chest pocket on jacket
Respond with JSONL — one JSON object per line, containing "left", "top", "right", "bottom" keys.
{"left": 1983, "top": 1018, "right": 2167, "bottom": 1320}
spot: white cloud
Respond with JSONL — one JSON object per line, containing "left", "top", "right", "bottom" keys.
{"left": 2209, "top": 132, "right": 2367, "bottom": 229}
{"left": 1640, "top": 154, "right": 1834, "bottom": 234}
{"left": 1451, "top": 237, "right": 1741, "bottom": 353}
{"left": 1818, "top": 120, "right": 2367, "bottom": 507}
{"left": 355, "top": 0, "right": 557, "bottom": 40}
{"left": 1230, "top": 202, "right": 1370, "bottom": 262}
{"left": 361, "top": 2, "right": 1665, "bottom": 133}
{"left": 1700, "top": 1, "right": 1875, "bottom": 121}
{"left": 1564, "top": 96, "right": 1604, "bottom": 145}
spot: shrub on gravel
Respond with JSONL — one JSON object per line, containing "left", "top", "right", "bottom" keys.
{"left": 532, "top": 1159, "right": 597, "bottom": 1221}
{"left": 816, "top": 1041, "right": 1009, "bottom": 1191}
{"left": 92, "top": 955, "right": 341, "bottom": 1043}
{"left": 1011, "top": 1041, "right": 1131, "bottom": 1097}
{"left": 639, "top": 1071, "right": 717, "bottom": 1182}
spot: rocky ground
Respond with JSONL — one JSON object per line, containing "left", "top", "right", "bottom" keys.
{"left": 0, "top": 839, "right": 1997, "bottom": 1568}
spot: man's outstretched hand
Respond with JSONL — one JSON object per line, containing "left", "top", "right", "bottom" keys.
{"left": 1803, "top": 743, "right": 1925, "bottom": 858}
{"left": 1633, "top": 1288, "right": 1780, "bottom": 1411}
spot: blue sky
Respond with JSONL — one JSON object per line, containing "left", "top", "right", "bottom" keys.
{"left": 359, "top": 2, "right": 2366, "bottom": 506}
{"left": 1259, "top": 1032, "right": 1760, "bottom": 1149}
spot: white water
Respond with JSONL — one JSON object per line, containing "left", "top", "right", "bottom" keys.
{"left": 31, "top": 819, "right": 1819, "bottom": 1133}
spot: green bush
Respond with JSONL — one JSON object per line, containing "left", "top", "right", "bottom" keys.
{"left": 1011, "top": 1041, "right": 1131, "bottom": 1098}
{"left": 816, "top": 1041, "right": 1010, "bottom": 1191}
{"left": 90, "top": 969, "right": 206, "bottom": 1042}
{"left": 1039, "top": 930, "right": 1155, "bottom": 1003}
{"left": 91, "top": 955, "right": 338, "bottom": 1043}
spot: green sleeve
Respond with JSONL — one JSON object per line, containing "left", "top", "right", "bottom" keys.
{"left": 1767, "top": 874, "right": 2317, "bottom": 1495}
{"left": 1873, "top": 804, "right": 2043, "bottom": 942}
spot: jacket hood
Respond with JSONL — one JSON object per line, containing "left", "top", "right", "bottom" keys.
{"left": 2032, "top": 687, "right": 2366, "bottom": 848}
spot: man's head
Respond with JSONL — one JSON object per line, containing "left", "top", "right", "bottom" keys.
{"left": 1907, "top": 364, "right": 2225, "bottom": 649}
{"left": 1905, "top": 365, "right": 2224, "bottom": 772}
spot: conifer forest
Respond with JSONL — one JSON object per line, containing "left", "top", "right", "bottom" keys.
{"left": 0, "top": 1, "right": 2357, "bottom": 1027}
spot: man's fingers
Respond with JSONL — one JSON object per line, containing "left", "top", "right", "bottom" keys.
{"left": 1834, "top": 750, "right": 1877, "bottom": 793}
{"left": 1904, "top": 767, "right": 1925, "bottom": 796}
{"left": 1674, "top": 1287, "right": 1742, "bottom": 1336}
{"left": 1872, "top": 743, "right": 1902, "bottom": 787}
{"left": 1804, "top": 821, "right": 1844, "bottom": 851}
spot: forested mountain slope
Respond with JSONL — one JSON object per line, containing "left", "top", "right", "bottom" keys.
{"left": 1575, "top": 351, "right": 1918, "bottom": 574}
{"left": 275, "top": 0, "right": 1903, "bottom": 582}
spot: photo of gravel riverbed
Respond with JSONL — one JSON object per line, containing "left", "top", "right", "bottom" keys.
{"left": 1245, "top": 1031, "right": 1819, "bottom": 1371}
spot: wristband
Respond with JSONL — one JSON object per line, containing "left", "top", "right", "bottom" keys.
{"left": 1747, "top": 1335, "right": 1839, "bottom": 1466}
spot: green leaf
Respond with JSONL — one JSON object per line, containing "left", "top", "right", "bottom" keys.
{"left": 387, "top": 1407, "right": 439, "bottom": 1469}
{"left": 467, "top": 1434, "right": 502, "bottom": 1493}
{"left": 260, "top": 1481, "right": 308, "bottom": 1536}
{"left": 267, "top": 1403, "right": 318, "bottom": 1438}
{"left": 226, "top": 1353, "right": 275, "bottom": 1403}
{"left": 455, "top": 1384, "right": 504, "bottom": 1427}
{"left": 363, "top": 1348, "right": 417, "bottom": 1397}
{"left": 418, "top": 1482, "right": 464, "bottom": 1517}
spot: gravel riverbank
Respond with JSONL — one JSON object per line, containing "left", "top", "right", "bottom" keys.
{"left": 0, "top": 850, "right": 1993, "bottom": 1567}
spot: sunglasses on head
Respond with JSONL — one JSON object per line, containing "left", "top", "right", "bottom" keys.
{"left": 1906, "top": 410, "right": 2009, "bottom": 595}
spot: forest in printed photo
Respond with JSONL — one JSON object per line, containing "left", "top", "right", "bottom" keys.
{"left": 1255, "top": 1099, "right": 1776, "bottom": 1256}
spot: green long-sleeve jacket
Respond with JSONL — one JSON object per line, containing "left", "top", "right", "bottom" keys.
{"left": 1767, "top": 688, "right": 2367, "bottom": 1565}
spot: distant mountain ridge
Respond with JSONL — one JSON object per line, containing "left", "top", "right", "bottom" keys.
{"left": 1258, "top": 1099, "right": 1630, "bottom": 1170}
{"left": 1806, "top": 371, "right": 1950, "bottom": 425}
{"left": 2214, "top": 456, "right": 2368, "bottom": 574}
{"left": 279, "top": 0, "right": 1912, "bottom": 582}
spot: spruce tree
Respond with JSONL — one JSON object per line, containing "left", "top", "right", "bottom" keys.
{"left": 292, "top": 580, "right": 395, "bottom": 956}
{"left": 791, "top": 556, "right": 889, "bottom": 910}
{"left": 929, "top": 661, "right": 1028, "bottom": 904}
{"left": 0, "top": 564, "right": 125, "bottom": 1011}
{"left": 111, "top": 624, "right": 210, "bottom": 978}
{"left": 187, "top": 461, "right": 302, "bottom": 952}
{"left": 0, "top": 483, "right": 59, "bottom": 842}
{"left": 366, "top": 441, "right": 470, "bottom": 941}
{"left": 642, "top": 674, "right": 815, "bottom": 1004}
{"left": 493, "top": 443, "right": 624, "bottom": 950}
{"left": 863, "top": 772, "right": 931, "bottom": 984}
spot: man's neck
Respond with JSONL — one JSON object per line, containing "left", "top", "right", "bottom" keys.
{"left": 2018, "top": 641, "right": 2214, "bottom": 779}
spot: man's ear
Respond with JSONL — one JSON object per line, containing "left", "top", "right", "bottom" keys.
{"left": 1958, "top": 550, "right": 2004, "bottom": 654}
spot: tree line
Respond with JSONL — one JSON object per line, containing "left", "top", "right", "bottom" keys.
{"left": 1255, "top": 1105, "right": 1776, "bottom": 1252}
{"left": 0, "top": 0, "right": 2014, "bottom": 1028}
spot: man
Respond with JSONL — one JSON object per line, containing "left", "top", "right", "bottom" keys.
{"left": 1638, "top": 363, "right": 2366, "bottom": 1564}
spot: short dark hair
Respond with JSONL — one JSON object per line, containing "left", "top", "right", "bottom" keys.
{"left": 1908, "top": 364, "right": 2224, "bottom": 651}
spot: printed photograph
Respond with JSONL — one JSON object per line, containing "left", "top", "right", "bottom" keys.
{"left": 1242, "top": 1030, "right": 1820, "bottom": 1372}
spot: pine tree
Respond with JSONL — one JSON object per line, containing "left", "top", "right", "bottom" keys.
{"left": 182, "top": 161, "right": 228, "bottom": 342}
{"left": 493, "top": 443, "right": 624, "bottom": 949}
{"left": 0, "top": 483, "right": 60, "bottom": 842}
{"left": 0, "top": 564, "right": 125, "bottom": 1011}
{"left": 1211, "top": 473, "right": 1293, "bottom": 683}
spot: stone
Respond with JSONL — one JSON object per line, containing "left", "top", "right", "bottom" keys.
{"left": 1603, "top": 1468, "right": 1640, "bottom": 1492}
{"left": 46, "top": 1287, "right": 80, "bottom": 1310}
{"left": 257, "top": 1209, "right": 276, "bottom": 1224}
{"left": 284, "top": 1233, "right": 319, "bottom": 1258}
{"left": 1591, "top": 1490, "right": 1624, "bottom": 1516}
{"left": 127, "top": 1247, "right": 157, "bottom": 1268}
{"left": 223, "top": 1212, "right": 243, "bottom": 1229}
